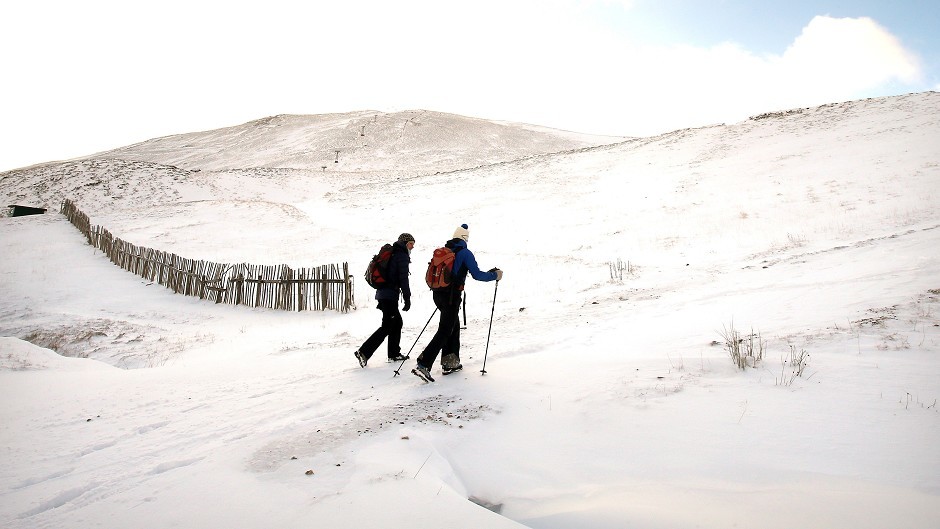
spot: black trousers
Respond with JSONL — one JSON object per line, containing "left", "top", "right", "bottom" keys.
{"left": 359, "top": 299, "right": 402, "bottom": 360}
{"left": 417, "top": 290, "right": 461, "bottom": 369}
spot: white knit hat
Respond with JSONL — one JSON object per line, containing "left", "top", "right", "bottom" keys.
{"left": 453, "top": 223, "right": 469, "bottom": 242}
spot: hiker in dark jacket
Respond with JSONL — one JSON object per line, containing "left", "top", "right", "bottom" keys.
{"left": 412, "top": 224, "right": 501, "bottom": 382}
{"left": 355, "top": 233, "right": 415, "bottom": 367}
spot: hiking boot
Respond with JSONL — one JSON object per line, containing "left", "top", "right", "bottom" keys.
{"left": 388, "top": 353, "right": 409, "bottom": 362}
{"left": 411, "top": 364, "right": 435, "bottom": 383}
{"left": 354, "top": 349, "right": 367, "bottom": 368}
{"left": 442, "top": 364, "right": 463, "bottom": 375}
{"left": 441, "top": 354, "right": 461, "bottom": 374}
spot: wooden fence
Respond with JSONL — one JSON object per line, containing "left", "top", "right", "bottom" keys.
{"left": 60, "top": 199, "right": 354, "bottom": 312}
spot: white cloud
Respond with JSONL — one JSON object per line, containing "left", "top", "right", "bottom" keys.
{"left": 521, "top": 14, "right": 926, "bottom": 136}
{"left": 776, "top": 16, "right": 921, "bottom": 97}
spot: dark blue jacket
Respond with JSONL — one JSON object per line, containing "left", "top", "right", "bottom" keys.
{"left": 375, "top": 241, "right": 411, "bottom": 302}
{"left": 448, "top": 238, "right": 498, "bottom": 287}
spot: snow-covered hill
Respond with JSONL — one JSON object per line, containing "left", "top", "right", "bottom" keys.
{"left": 85, "top": 110, "right": 621, "bottom": 173}
{"left": 1, "top": 93, "right": 938, "bottom": 529}
{"left": 0, "top": 109, "right": 623, "bottom": 238}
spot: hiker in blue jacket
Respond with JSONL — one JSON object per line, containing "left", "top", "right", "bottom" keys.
{"left": 355, "top": 233, "right": 415, "bottom": 366}
{"left": 412, "top": 224, "right": 502, "bottom": 382}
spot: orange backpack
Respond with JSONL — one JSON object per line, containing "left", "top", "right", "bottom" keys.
{"left": 425, "top": 246, "right": 457, "bottom": 290}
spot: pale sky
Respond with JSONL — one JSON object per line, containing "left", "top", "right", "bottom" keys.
{"left": 1, "top": 0, "right": 937, "bottom": 172}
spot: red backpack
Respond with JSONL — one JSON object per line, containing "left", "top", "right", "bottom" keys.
{"left": 364, "top": 243, "right": 393, "bottom": 288}
{"left": 425, "top": 246, "right": 457, "bottom": 290}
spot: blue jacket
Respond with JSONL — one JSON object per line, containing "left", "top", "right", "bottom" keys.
{"left": 375, "top": 241, "right": 411, "bottom": 302}
{"left": 448, "top": 239, "right": 498, "bottom": 286}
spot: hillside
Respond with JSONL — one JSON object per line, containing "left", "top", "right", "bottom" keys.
{"left": 84, "top": 110, "right": 621, "bottom": 173}
{"left": 0, "top": 109, "right": 622, "bottom": 217}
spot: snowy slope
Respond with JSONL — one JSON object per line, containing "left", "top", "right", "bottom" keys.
{"left": 1, "top": 93, "right": 939, "bottom": 529}
{"left": 78, "top": 110, "right": 622, "bottom": 173}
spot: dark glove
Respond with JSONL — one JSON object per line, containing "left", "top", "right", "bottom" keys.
{"left": 402, "top": 299, "right": 411, "bottom": 311}
{"left": 489, "top": 268, "right": 503, "bottom": 281}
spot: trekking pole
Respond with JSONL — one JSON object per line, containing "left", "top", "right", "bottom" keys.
{"left": 480, "top": 280, "right": 499, "bottom": 375}
{"left": 394, "top": 307, "right": 437, "bottom": 376}
{"left": 460, "top": 292, "right": 467, "bottom": 329}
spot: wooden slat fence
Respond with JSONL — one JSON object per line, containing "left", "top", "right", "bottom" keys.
{"left": 60, "top": 199, "right": 355, "bottom": 312}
